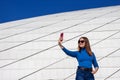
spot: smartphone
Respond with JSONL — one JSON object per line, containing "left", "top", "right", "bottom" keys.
{"left": 60, "top": 33, "right": 64, "bottom": 41}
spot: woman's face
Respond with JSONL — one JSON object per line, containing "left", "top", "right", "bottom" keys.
{"left": 78, "top": 38, "right": 85, "bottom": 48}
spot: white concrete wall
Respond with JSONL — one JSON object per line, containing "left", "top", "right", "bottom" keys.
{"left": 0, "top": 5, "right": 120, "bottom": 80}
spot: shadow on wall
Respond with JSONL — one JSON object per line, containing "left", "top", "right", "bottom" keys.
{"left": 0, "top": 0, "right": 120, "bottom": 23}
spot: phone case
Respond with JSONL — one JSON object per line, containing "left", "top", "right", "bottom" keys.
{"left": 60, "top": 33, "right": 64, "bottom": 41}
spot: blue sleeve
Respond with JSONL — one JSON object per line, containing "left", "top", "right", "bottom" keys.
{"left": 92, "top": 53, "right": 99, "bottom": 68}
{"left": 62, "top": 47, "right": 77, "bottom": 57}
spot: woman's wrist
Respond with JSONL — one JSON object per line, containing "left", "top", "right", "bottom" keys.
{"left": 58, "top": 43, "right": 64, "bottom": 49}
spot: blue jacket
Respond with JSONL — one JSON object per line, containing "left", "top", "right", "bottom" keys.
{"left": 62, "top": 47, "right": 99, "bottom": 68}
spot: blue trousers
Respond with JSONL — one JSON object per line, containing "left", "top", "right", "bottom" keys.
{"left": 75, "top": 69, "right": 95, "bottom": 80}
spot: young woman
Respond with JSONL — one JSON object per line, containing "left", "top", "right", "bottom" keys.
{"left": 58, "top": 36, "right": 99, "bottom": 80}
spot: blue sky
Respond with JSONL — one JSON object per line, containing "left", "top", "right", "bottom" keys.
{"left": 0, "top": 0, "right": 120, "bottom": 23}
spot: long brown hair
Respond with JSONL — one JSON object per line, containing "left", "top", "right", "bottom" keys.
{"left": 78, "top": 37, "right": 93, "bottom": 56}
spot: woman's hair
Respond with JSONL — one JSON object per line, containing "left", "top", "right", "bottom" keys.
{"left": 78, "top": 37, "right": 93, "bottom": 56}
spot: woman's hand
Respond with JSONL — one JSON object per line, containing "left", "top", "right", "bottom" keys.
{"left": 91, "top": 67, "right": 99, "bottom": 74}
{"left": 58, "top": 37, "right": 64, "bottom": 49}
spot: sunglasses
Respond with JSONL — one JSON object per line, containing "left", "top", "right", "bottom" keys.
{"left": 78, "top": 40, "right": 85, "bottom": 43}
